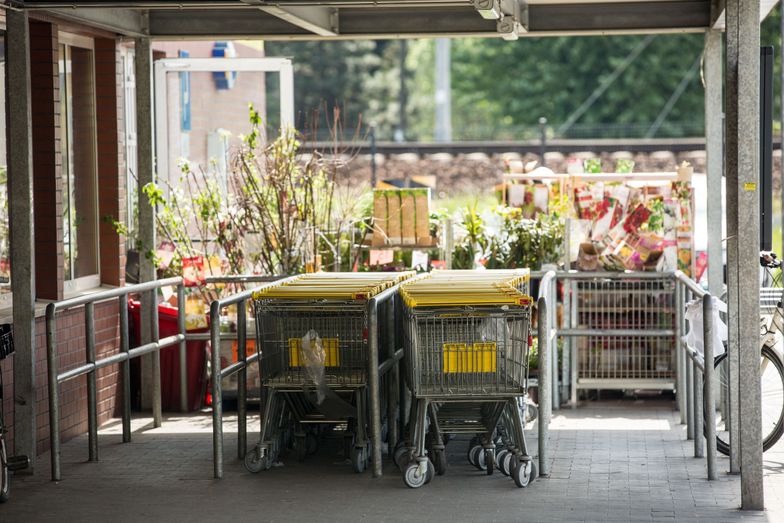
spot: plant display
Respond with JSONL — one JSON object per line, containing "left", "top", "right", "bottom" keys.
{"left": 125, "top": 105, "right": 369, "bottom": 303}
{"left": 451, "top": 206, "right": 564, "bottom": 270}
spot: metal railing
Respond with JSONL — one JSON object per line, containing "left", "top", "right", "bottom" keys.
{"left": 673, "top": 271, "right": 718, "bottom": 480}
{"left": 536, "top": 270, "right": 556, "bottom": 477}
{"left": 46, "top": 276, "right": 186, "bottom": 481}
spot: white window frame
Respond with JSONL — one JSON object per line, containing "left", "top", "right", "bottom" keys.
{"left": 153, "top": 57, "right": 295, "bottom": 192}
{"left": 59, "top": 32, "right": 101, "bottom": 296}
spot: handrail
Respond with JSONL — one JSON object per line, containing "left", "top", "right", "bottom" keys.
{"left": 672, "top": 274, "right": 718, "bottom": 481}
{"left": 209, "top": 275, "right": 296, "bottom": 479}
{"left": 46, "top": 277, "right": 186, "bottom": 481}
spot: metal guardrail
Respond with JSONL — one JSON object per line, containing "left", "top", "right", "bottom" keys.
{"left": 673, "top": 270, "right": 718, "bottom": 481}
{"left": 536, "top": 270, "right": 556, "bottom": 478}
{"left": 46, "top": 276, "right": 186, "bottom": 481}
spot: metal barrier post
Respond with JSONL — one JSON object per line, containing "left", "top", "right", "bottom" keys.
{"left": 151, "top": 288, "right": 162, "bottom": 428}
{"left": 46, "top": 304, "right": 62, "bottom": 481}
{"left": 85, "top": 302, "right": 98, "bottom": 462}
{"left": 368, "top": 298, "right": 383, "bottom": 478}
{"left": 675, "top": 280, "right": 686, "bottom": 424}
{"left": 177, "top": 284, "right": 187, "bottom": 413}
{"left": 703, "top": 294, "right": 717, "bottom": 479}
{"left": 119, "top": 294, "right": 132, "bottom": 443}
{"left": 237, "top": 299, "right": 248, "bottom": 459}
{"left": 686, "top": 350, "right": 694, "bottom": 440}
{"left": 386, "top": 296, "right": 400, "bottom": 450}
{"left": 693, "top": 353, "right": 704, "bottom": 458}
{"left": 210, "top": 300, "right": 224, "bottom": 479}
{"left": 538, "top": 296, "right": 550, "bottom": 477}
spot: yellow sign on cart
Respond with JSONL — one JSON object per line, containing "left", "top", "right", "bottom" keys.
{"left": 443, "top": 342, "right": 497, "bottom": 373}
{"left": 288, "top": 338, "right": 340, "bottom": 367}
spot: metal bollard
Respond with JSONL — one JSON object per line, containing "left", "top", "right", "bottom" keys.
{"left": 85, "top": 302, "right": 98, "bottom": 462}
{"left": 686, "top": 351, "right": 694, "bottom": 440}
{"left": 237, "top": 299, "right": 248, "bottom": 460}
{"left": 693, "top": 354, "right": 704, "bottom": 458}
{"left": 210, "top": 301, "right": 224, "bottom": 479}
{"left": 151, "top": 288, "right": 162, "bottom": 428}
{"left": 368, "top": 298, "right": 383, "bottom": 478}
{"left": 119, "top": 294, "right": 132, "bottom": 443}
{"left": 703, "top": 294, "right": 717, "bottom": 479}
{"left": 46, "top": 304, "right": 62, "bottom": 481}
{"left": 178, "top": 284, "right": 188, "bottom": 413}
{"left": 538, "top": 296, "right": 551, "bottom": 477}
{"left": 675, "top": 281, "right": 686, "bottom": 424}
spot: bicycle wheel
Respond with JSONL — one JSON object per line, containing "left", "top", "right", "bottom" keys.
{"left": 706, "top": 345, "right": 784, "bottom": 455}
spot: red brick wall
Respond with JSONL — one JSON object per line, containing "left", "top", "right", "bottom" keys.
{"left": 4, "top": 20, "right": 127, "bottom": 458}
{"left": 95, "top": 38, "right": 126, "bottom": 288}
{"left": 29, "top": 20, "right": 63, "bottom": 301}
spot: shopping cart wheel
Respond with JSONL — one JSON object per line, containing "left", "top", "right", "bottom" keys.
{"left": 496, "top": 449, "right": 509, "bottom": 476}
{"left": 433, "top": 450, "right": 447, "bottom": 476}
{"left": 351, "top": 447, "right": 367, "bottom": 474}
{"left": 474, "top": 446, "right": 489, "bottom": 471}
{"left": 484, "top": 449, "right": 495, "bottom": 476}
{"left": 403, "top": 462, "right": 428, "bottom": 489}
{"left": 512, "top": 457, "right": 536, "bottom": 488}
{"left": 503, "top": 452, "right": 515, "bottom": 477}
{"left": 424, "top": 459, "right": 435, "bottom": 484}
{"left": 244, "top": 446, "right": 269, "bottom": 474}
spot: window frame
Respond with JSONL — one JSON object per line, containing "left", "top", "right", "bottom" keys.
{"left": 58, "top": 32, "right": 101, "bottom": 296}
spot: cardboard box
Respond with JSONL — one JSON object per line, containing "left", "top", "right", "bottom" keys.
{"left": 373, "top": 190, "right": 388, "bottom": 246}
{"left": 414, "top": 188, "right": 431, "bottom": 245}
{"left": 386, "top": 191, "right": 402, "bottom": 244}
{"left": 400, "top": 190, "right": 416, "bottom": 245}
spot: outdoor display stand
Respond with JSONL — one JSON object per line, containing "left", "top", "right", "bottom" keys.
{"left": 503, "top": 170, "right": 694, "bottom": 397}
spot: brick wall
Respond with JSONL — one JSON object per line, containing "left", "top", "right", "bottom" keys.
{"left": 5, "top": 19, "right": 127, "bottom": 458}
{"left": 30, "top": 20, "right": 63, "bottom": 301}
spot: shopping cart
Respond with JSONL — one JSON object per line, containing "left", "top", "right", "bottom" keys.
{"left": 397, "top": 269, "right": 536, "bottom": 488}
{"left": 245, "top": 271, "right": 414, "bottom": 474}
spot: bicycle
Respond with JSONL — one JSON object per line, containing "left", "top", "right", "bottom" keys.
{"left": 1, "top": 324, "right": 30, "bottom": 502}
{"left": 704, "top": 253, "right": 784, "bottom": 455}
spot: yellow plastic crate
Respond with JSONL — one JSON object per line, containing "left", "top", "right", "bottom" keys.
{"left": 288, "top": 337, "right": 340, "bottom": 367}
{"left": 443, "top": 342, "right": 497, "bottom": 373}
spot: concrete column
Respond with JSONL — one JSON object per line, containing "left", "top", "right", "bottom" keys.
{"left": 135, "top": 36, "right": 157, "bottom": 410}
{"left": 6, "top": 9, "right": 37, "bottom": 473}
{"left": 704, "top": 28, "right": 736, "bottom": 471}
{"left": 725, "top": 0, "right": 763, "bottom": 510}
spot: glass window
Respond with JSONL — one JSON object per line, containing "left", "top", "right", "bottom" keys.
{"left": 59, "top": 41, "right": 99, "bottom": 289}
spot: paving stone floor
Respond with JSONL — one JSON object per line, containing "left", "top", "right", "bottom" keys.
{"left": 2, "top": 396, "right": 783, "bottom": 522}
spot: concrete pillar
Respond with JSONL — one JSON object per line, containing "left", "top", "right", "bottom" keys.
{"left": 725, "top": 0, "right": 764, "bottom": 510}
{"left": 6, "top": 9, "right": 37, "bottom": 473}
{"left": 704, "top": 28, "right": 736, "bottom": 471}
{"left": 135, "top": 36, "right": 157, "bottom": 411}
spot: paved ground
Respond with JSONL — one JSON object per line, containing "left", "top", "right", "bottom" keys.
{"left": 3, "top": 397, "right": 784, "bottom": 522}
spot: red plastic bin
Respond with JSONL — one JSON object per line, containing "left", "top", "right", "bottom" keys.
{"left": 128, "top": 300, "right": 209, "bottom": 412}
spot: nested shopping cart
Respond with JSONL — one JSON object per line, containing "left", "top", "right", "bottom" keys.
{"left": 397, "top": 269, "right": 537, "bottom": 488}
{"left": 245, "top": 271, "right": 414, "bottom": 474}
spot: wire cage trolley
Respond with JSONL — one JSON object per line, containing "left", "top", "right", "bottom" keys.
{"left": 397, "top": 269, "right": 536, "bottom": 488}
{"left": 245, "top": 271, "right": 414, "bottom": 473}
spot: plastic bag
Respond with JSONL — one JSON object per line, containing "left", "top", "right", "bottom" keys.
{"left": 684, "top": 296, "right": 728, "bottom": 356}
{"left": 300, "top": 330, "right": 328, "bottom": 404}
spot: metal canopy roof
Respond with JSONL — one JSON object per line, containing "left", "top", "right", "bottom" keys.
{"left": 10, "top": 0, "right": 778, "bottom": 39}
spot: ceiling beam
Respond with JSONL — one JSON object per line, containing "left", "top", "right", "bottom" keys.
{"left": 43, "top": 7, "right": 146, "bottom": 35}
{"left": 258, "top": 6, "right": 338, "bottom": 36}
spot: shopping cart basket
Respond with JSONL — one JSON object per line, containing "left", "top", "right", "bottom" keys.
{"left": 397, "top": 269, "right": 537, "bottom": 488}
{"left": 245, "top": 271, "right": 414, "bottom": 474}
